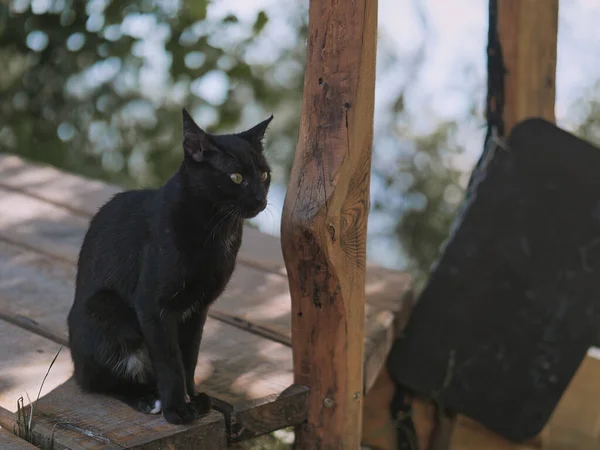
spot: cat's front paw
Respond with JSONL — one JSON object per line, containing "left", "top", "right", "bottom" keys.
{"left": 134, "top": 395, "right": 162, "bottom": 415}
{"left": 162, "top": 394, "right": 212, "bottom": 424}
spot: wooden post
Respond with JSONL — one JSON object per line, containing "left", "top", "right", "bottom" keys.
{"left": 280, "top": 0, "right": 377, "bottom": 447}
{"left": 497, "top": 0, "right": 558, "bottom": 131}
{"left": 443, "top": 1, "right": 559, "bottom": 449}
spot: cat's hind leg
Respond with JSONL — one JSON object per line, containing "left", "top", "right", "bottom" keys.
{"left": 68, "top": 290, "right": 160, "bottom": 414}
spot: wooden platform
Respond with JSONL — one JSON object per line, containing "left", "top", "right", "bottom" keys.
{"left": 0, "top": 426, "right": 38, "bottom": 449}
{"left": 0, "top": 153, "right": 412, "bottom": 448}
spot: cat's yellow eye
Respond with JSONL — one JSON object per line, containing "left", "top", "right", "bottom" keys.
{"left": 261, "top": 172, "right": 269, "bottom": 182}
{"left": 230, "top": 173, "right": 243, "bottom": 184}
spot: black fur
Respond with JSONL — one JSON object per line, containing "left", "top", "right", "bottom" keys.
{"left": 67, "top": 109, "right": 273, "bottom": 424}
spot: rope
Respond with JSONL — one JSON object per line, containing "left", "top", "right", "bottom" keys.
{"left": 485, "top": 0, "right": 506, "bottom": 143}
{"left": 467, "top": 0, "right": 506, "bottom": 191}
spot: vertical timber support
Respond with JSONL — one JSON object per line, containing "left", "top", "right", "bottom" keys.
{"left": 280, "top": 0, "right": 377, "bottom": 448}
{"left": 470, "top": 0, "right": 559, "bottom": 448}
{"left": 439, "top": 1, "right": 559, "bottom": 449}
{"left": 497, "top": 0, "right": 559, "bottom": 131}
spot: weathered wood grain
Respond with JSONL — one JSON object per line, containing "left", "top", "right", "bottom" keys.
{"left": 0, "top": 181, "right": 412, "bottom": 390}
{"left": 0, "top": 156, "right": 411, "bottom": 332}
{"left": 497, "top": 0, "right": 558, "bottom": 132}
{"left": 0, "top": 383, "right": 228, "bottom": 450}
{"left": 213, "top": 384, "right": 309, "bottom": 443}
{"left": 0, "top": 151, "right": 412, "bottom": 445}
{"left": 0, "top": 320, "right": 72, "bottom": 412}
{"left": 0, "top": 237, "right": 298, "bottom": 445}
{"left": 279, "top": 0, "right": 378, "bottom": 447}
{"left": 1, "top": 404, "right": 106, "bottom": 450}
{"left": 0, "top": 239, "right": 294, "bottom": 405}
{"left": 0, "top": 153, "right": 284, "bottom": 274}
{"left": 37, "top": 379, "right": 227, "bottom": 449}
{"left": 0, "top": 423, "right": 39, "bottom": 449}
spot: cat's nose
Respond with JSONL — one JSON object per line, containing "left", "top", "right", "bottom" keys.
{"left": 243, "top": 196, "right": 267, "bottom": 218}
{"left": 256, "top": 197, "right": 267, "bottom": 209}
{"left": 252, "top": 196, "right": 267, "bottom": 211}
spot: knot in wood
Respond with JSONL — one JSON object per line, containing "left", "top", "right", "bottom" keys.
{"left": 328, "top": 223, "right": 336, "bottom": 241}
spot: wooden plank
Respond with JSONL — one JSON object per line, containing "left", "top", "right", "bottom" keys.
{"left": 1, "top": 406, "right": 73, "bottom": 450}
{"left": 0, "top": 186, "right": 89, "bottom": 264}
{"left": 0, "top": 240, "right": 295, "bottom": 405}
{"left": 0, "top": 239, "right": 299, "bottom": 441}
{"left": 0, "top": 239, "right": 74, "bottom": 346}
{"left": 0, "top": 427, "right": 38, "bottom": 449}
{"left": 0, "top": 386, "right": 227, "bottom": 450}
{"left": 0, "top": 154, "right": 410, "bottom": 303}
{"left": 0, "top": 153, "right": 121, "bottom": 218}
{"left": 213, "top": 384, "right": 309, "bottom": 443}
{"left": 0, "top": 153, "right": 412, "bottom": 448}
{"left": 0, "top": 316, "right": 292, "bottom": 447}
{"left": 0, "top": 320, "right": 72, "bottom": 412}
{"left": 0, "top": 183, "right": 412, "bottom": 391}
{"left": 497, "top": 0, "right": 558, "bottom": 132}
{"left": 0, "top": 153, "right": 283, "bottom": 273}
{"left": 280, "top": 0, "right": 378, "bottom": 447}
{"left": 35, "top": 379, "right": 227, "bottom": 450}
{"left": 1, "top": 405, "right": 78, "bottom": 450}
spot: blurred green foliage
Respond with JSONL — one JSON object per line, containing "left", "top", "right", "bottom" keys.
{"left": 0, "top": 0, "right": 306, "bottom": 188}
{"left": 10, "top": 0, "right": 600, "bottom": 285}
{"left": 0, "top": 0, "right": 484, "bottom": 282}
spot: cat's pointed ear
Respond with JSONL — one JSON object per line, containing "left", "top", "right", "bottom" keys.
{"left": 238, "top": 115, "right": 274, "bottom": 149}
{"left": 182, "top": 108, "right": 211, "bottom": 162}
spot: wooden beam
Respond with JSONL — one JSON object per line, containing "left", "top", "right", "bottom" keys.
{"left": 280, "top": 0, "right": 378, "bottom": 447}
{"left": 497, "top": 0, "right": 559, "bottom": 131}
{"left": 437, "top": 1, "right": 560, "bottom": 448}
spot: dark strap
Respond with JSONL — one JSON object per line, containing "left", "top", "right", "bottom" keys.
{"left": 485, "top": 0, "right": 506, "bottom": 142}
{"left": 467, "top": 0, "right": 506, "bottom": 192}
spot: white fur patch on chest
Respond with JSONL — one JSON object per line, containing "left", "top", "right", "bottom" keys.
{"left": 113, "top": 348, "right": 151, "bottom": 382}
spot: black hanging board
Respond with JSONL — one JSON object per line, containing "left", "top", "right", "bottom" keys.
{"left": 387, "top": 118, "right": 600, "bottom": 441}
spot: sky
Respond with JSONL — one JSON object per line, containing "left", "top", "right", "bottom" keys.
{"left": 205, "top": 0, "right": 600, "bottom": 267}
{"left": 208, "top": 0, "right": 600, "bottom": 149}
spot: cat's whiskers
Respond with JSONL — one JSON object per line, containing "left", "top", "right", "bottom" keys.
{"left": 260, "top": 202, "right": 279, "bottom": 233}
{"left": 266, "top": 201, "right": 281, "bottom": 215}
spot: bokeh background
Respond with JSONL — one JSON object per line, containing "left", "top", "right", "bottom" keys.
{"left": 1, "top": 0, "right": 600, "bottom": 286}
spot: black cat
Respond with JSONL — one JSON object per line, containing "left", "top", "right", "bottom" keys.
{"left": 67, "top": 109, "right": 273, "bottom": 424}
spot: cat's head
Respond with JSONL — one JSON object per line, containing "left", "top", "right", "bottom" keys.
{"left": 180, "top": 108, "right": 273, "bottom": 219}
